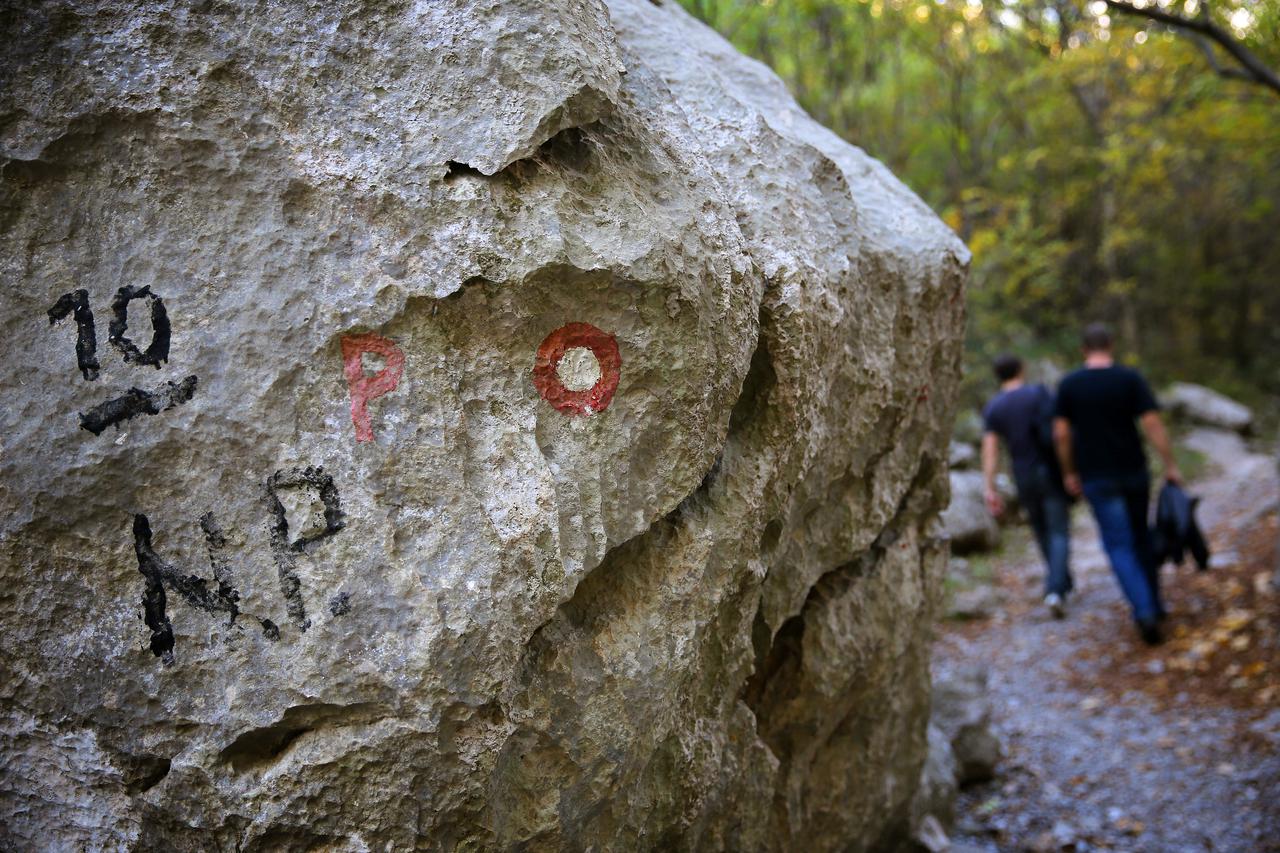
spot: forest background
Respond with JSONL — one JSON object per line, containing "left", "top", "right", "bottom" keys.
{"left": 680, "top": 0, "right": 1280, "bottom": 421}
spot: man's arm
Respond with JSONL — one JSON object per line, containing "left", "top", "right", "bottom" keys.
{"left": 1140, "top": 411, "right": 1183, "bottom": 483}
{"left": 1053, "top": 416, "right": 1082, "bottom": 497}
{"left": 981, "top": 431, "right": 1004, "bottom": 516}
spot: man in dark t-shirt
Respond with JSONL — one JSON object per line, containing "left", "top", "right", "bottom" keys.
{"left": 1053, "top": 323, "right": 1182, "bottom": 645}
{"left": 982, "top": 354, "right": 1072, "bottom": 616}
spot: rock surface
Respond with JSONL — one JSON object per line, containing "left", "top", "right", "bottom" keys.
{"left": 949, "top": 440, "right": 977, "bottom": 470}
{"left": 941, "top": 471, "right": 1001, "bottom": 554}
{"left": 932, "top": 666, "right": 1003, "bottom": 786}
{"left": 0, "top": 1, "right": 967, "bottom": 850}
{"left": 1163, "top": 382, "right": 1253, "bottom": 434}
{"left": 910, "top": 723, "right": 959, "bottom": 834}
{"left": 947, "top": 585, "right": 1002, "bottom": 621}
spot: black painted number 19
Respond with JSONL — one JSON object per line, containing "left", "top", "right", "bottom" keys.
{"left": 48, "top": 285, "right": 172, "bottom": 378}
{"left": 48, "top": 286, "right": 196, "bottom": 435}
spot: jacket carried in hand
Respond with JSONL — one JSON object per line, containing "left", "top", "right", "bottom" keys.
{"left": 1151, "top": 481, "right": 1210, "bottom": 570}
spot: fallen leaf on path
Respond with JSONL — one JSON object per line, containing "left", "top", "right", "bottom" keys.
{"left": 1219, "top": 609, "right": 1254, "bottom": 632}
{"left": 1113, "top": 816, "right": 1145, "bottom": 835}
{"left": 1189, "top": 640, "right": 1215, "bottom": 658}
{"left": 976, "top": 796, "right": 1001, "bottom": 815}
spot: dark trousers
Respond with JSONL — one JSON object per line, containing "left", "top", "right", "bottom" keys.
{"left": 1082, "top": 471, "right": 1162, "bottom": 623}
{"left": 1015, "top": 465, "right": 1073, "bottom": 597}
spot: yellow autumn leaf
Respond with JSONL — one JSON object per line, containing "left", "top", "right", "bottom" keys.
{"left": 1219, "top": 609, "right": 1254, "bottom": 632}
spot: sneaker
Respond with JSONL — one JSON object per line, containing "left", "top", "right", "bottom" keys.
{"left": 1137, "top": 617, "right": 1163, "bottom": 646}
{"left": 1045, "top": 592, "right": 1066, "bottom": 619}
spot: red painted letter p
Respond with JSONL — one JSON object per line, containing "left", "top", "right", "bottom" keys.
{"left": 341, "top": 333, "right": 405, "bottom": 443}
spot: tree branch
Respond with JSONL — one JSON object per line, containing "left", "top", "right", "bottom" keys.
{"left": 1192, "top": 34, "right": 1256, "bottom": 82}
{"left": 1104, "top": 0, "right": 1280, "bottom": 97}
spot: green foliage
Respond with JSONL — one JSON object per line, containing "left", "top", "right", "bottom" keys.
{"left": 1172, "top": 441, "right": 1210, "bottom": 483}
{"left": 680, "top": 0, "right": 1280, "bottom": 414}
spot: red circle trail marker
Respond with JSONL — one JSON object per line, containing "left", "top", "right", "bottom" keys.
{"left": 341, "top": 333, "right": 405, "bottom": 442}
{"left": 532, "top": 323, "right": 621, "bottom": 416}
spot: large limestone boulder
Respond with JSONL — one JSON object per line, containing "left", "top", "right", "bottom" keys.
{"left": 1163, "top": 382, "right": 1253, "bottom": 434}
{"left": 0, "top": 1, "right": 968, "bottom": 850}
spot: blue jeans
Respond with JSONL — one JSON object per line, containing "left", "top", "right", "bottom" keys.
{"left": 1082, "top": 472, "right": 1162, "bottom": 622}
{"left": 1015, "top": 465, "right": 1072, "bottom": 596}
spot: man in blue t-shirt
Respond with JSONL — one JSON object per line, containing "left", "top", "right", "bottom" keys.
{"left": 1053, "top": 323, "right": 1182, "bottom": 645}
{"left": 982, "top": 354, "right": 1073, "bottom": 617}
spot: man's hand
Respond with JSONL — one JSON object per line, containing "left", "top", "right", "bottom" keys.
{"left": 980, "top": 431, "right": 1004, "bottom": 517}
{"left": 1164, "top": 463, "right": 1183, "bottom": 485}
{"left": 1063, "top": 472, "right": 1083, "bottom": 498}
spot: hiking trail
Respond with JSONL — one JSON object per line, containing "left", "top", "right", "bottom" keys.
{"left": 937, "top": 427, "right": 1280, "bottom": 852}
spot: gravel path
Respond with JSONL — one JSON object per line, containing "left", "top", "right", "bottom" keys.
{"left": 935, "top": 429, "right": 1280, "bottom": 852}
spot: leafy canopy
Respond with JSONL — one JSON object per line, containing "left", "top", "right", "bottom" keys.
{"left": 681, "top": 0, "right": 1280, "bottom": 411}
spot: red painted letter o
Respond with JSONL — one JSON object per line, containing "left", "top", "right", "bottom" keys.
{"left": 531, "top": 323, "right": 621, "bottom": 417}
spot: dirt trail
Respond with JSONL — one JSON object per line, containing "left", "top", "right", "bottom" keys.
{"left": 936, "top": 428, "right": 1280, "bottom": 852}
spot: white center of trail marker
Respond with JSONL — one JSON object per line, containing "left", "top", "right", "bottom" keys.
{"left": 556, "top": 346, "right": 602, "bottom": 392}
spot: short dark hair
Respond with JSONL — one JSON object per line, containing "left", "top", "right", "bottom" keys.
{"left": 992, "top": 353, "right": 1023, "bottom": 382}
{"left": 1082, "top": 322, "right": 1113, "bottom": 352}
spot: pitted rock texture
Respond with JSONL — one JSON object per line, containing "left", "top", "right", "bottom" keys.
{"left": 0, "top": 1, "right": 968, "bottom": 850}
